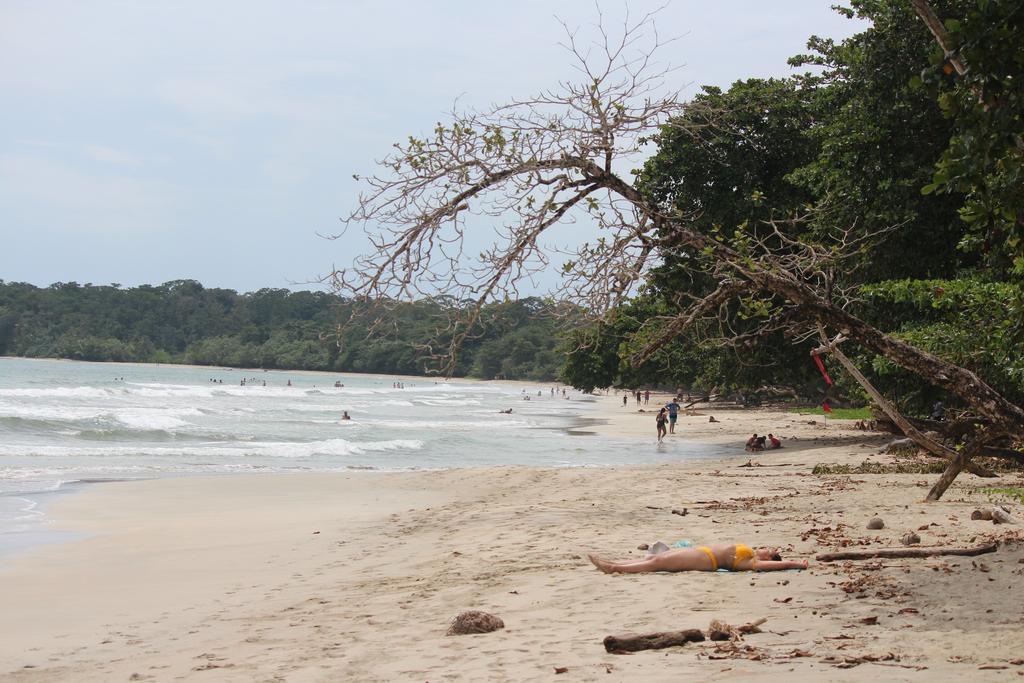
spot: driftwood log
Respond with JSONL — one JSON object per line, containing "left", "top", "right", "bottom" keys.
{"left": 603, "top": 629, "right": 704, "bottom": 653}
{"left": 816, "top": 542, "right": 998, "bottom": 562}
{"left": 604, "top": 618, "right": 767, "bottom": 653}
{"left": 875, "top": 418, "right": 1023, "bottom": 463}
{"left": 874, "top": 415, "right": 989, "bottom": 439}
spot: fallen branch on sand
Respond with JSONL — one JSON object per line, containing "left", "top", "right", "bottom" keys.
{"left": 603, "top": 618, "right": 767, "bottom": 653}
{"left": 816, "top": 542, "right": 998, "bottom": 562}
{"left": 707, "top": 617, "right": 767, "bottom": 641}
{"left": 604, "top": 629, "right": 704, "bottom": 653}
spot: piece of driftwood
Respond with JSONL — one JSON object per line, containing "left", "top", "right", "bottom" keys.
{"left": 879, "top": 438, "right": 916, "bottom": 454}
{"left": 981, "top": 446, "right": 1024, "bottom": 463}
{"left": 708, "top": 617, "right": 768, "bottom": 641}
{"left": 816, "top": 542, "right": 997, "bottom": 562}
{"left": 992, "top": 507, "right": 1018, "bottom": 525}
{"left": 875, "top": 414, "right": 990, "bottom": 440}
{"left": 603, "top": 629, "right": 705, "bottom": 653}
{"left": 737, "top": 617, "right": 767, "bottom": 634}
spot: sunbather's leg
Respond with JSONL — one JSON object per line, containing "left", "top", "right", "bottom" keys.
{"left": 589, "top": 549, "right": 706, "bottom": 573}
{"left": 588, "top": 554, "right": 661, "bottom": 573}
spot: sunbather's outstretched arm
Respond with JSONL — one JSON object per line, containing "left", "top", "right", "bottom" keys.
{"left": 752, "top": 559, "right": 808, "bottom": 571}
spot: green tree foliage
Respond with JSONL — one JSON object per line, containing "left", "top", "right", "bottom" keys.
{"left": 0, "top": 281, "right": 565, "bottom": 380}
{"left": 859, "top": 277, "right": 1024, "bottom": 409}
{"left": 788, "top": 0, "right": 974, "bottom": 279}
{"left": 639, "top": 78, "right": 817, "bottom": 238}
{"left": 918, "top": 0, "right": 1024, "bottom": 274}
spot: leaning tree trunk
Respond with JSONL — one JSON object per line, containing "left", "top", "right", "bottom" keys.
{"left": 812, "top": 329, "right": 996, "bottom": 487}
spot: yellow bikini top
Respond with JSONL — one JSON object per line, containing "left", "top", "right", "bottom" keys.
{"left": 732, "top": 544, "right": 754, "bottom": 570}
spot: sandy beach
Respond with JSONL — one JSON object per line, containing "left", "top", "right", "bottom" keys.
{"left": 2, "top": 393, "right": 1023, "bottom": 681}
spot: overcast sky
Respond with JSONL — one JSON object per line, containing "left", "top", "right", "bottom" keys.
{"left": 0, "top": 2, "right": 867, "bottom": 294}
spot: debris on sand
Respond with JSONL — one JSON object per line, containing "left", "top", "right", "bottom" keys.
{"left": 446, "top": 611, "right": 504, "bottom": 636}
{"left": 901, "top": 531, "right": 921, "bottom": 546}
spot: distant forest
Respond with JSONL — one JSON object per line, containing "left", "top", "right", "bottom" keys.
{"left": 0, "top": 280, "right": 565, "bottom": 381}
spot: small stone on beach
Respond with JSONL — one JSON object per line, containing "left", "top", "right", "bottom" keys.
{"left": 867, "top": 517, "right": 885, "bottom": 530}
{"left": 446, "top": 611, "right": 505, "bottom": 636}
{"left": 900, "top": 531, "right": 921, "bottom": 546}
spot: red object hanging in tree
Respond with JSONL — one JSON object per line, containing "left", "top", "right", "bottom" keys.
{"left": 812, "top": 353, "right": 833, "bottom": 385}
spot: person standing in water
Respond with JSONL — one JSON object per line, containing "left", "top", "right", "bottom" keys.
{"left": 656, "top": 408, "right": 668, "bottom": 442}
{"left": 665, "top": 398, "right": 681, "bottom": 434}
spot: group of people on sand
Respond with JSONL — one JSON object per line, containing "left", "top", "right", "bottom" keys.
{"left": 623, "top": 389, "right": 652, "bottom": 406}
{"left": 745, "top": 433, "right": 782, "bottom": 451}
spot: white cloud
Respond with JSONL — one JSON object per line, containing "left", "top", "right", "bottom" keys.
{"left": 83, "top": 144, "right": 141, "bottom": 166}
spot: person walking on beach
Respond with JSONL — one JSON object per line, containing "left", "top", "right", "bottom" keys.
{"left": 656, "top": 408, "right": 668, "bottom": 442}
{"left": 665, "top": 398, "right": 681, "bottom": 434}
{"left": 588, "top": 544, "right": 808, "bottom": 573}
{"left": 623, "top": 393, "right": 628, "bottom": 407}
{"left": 644, "top": 390, "right": 650, "bottom": 405}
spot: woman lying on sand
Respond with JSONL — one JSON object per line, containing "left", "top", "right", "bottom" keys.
{"left": 588, "top": 543, "right": 808, "bottom": 573}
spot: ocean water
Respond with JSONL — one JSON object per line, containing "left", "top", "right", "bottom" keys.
{"left": 0, "top": 357, "right": 732, "bottom": 546}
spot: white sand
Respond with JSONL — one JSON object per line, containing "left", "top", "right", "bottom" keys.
{"left": 2, "top": 395, "right": 1023, "bottom": 681}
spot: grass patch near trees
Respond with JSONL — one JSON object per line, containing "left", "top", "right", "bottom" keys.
{"left": 982, "top": 487, "right": 1024, "bottom": 504}
{"left": 812, "top": 459, "right": 946, "bottom": 475}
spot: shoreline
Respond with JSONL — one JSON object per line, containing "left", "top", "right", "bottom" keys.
{"left": 0, "top": 354, "right": 559, "bottom": 388}
{"left": 2, "top": 394, "right": 1023, "bottom": 680}
{"left": 0, "top": 426, "right": 738, "bottom": 563}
